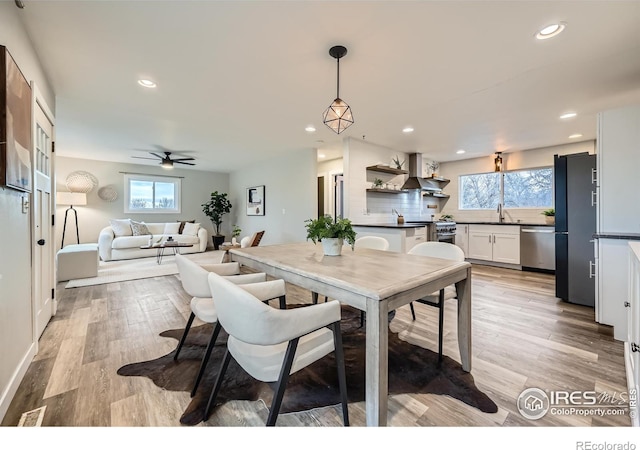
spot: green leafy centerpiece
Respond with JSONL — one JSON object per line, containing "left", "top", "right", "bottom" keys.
{"left": 305, "top": 215, "right": 357, "bottom": 256}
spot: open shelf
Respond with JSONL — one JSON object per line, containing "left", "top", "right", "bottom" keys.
{"left": 366, "top": 165, "right": 409, "bottom": 175}
{"left": 367, "top": 188, "right": 409, "bottom": 194}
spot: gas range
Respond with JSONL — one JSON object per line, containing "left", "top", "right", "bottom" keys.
{"left": 435, "top": 220, "right": 457, "bottom": 234}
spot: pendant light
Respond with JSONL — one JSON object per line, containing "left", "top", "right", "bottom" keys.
{"left": 323, "top": 45, "right": 354, "bottom": 134}
{"left": 494, "top": 152, "right": 503, "bottom": 172}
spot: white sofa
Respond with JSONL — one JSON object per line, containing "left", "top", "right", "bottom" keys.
{"left": 98, "top": 220, "right": 208, "bottom": 261}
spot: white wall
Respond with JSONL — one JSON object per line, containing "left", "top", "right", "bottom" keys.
{"left": 229, "top": 149, "right": 316, "bottom": 245}
{"left": 55, "top": 156, "right": 229, "bottom": 248}
{"left": 439, "top": 140, "right": 595, "bottom": 224}
{"left": 345, "top": 137, "right": 439, "bottom": 224}
{"left": 0, "top": 2, "right": 55, "bottom": 421}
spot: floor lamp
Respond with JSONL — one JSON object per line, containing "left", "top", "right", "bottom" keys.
{"left": 57, "top": 192, "right": 87, "bottom": 249}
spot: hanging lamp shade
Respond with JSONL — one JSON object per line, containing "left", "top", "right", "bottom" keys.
{"left": 494, "top": 152, "right": 503, "bottom": 172}
{"left": 323, "top": 46, "right": 354, "bottom": 134}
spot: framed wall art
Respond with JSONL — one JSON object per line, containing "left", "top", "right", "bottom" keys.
{"left": 0, "top": 45, "right": 32, "bottom": 193}
{"left": 246, "top": 185, "right": 265, "bottom": 216}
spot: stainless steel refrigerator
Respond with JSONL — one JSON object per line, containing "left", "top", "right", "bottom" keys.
{"left": 554, "top": 152, "right": 596, "bottom": 306}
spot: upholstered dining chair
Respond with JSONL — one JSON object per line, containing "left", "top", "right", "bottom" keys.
{"left": 407, "top": 242, "right": 465, "bottom": 361}
{"left": 174, "top": 254, "right": 286, "bottom": 397}
{"left": 355, "top": 235, "right": 390, "bottom": 251}
{"left": 204, "top": 271, "right": 350, "bottom": 426}
{"left": 240, "top": 230, "right": 265, "bottom": 248}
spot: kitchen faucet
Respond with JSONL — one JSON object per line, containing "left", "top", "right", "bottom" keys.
{"left": 497, "top": 203, "right": 504, "bottom": 223}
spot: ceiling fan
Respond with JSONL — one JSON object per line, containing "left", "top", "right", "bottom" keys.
{"left": 132, "top": 151, "right": 196, "bottom": 169}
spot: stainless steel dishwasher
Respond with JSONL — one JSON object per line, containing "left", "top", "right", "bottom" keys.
{"left": 520, "top": 226, "right": 555, "bottom": 271}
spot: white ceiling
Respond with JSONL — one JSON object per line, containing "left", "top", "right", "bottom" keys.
{"left": 15, "top": 1, "right": 640, "bottom": 172}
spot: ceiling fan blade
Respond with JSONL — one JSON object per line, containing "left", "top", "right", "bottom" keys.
{"left": 172, "top": 157, "right": 195, "bottom": 161}
{"left": 149, "top": 152, "right": 164, "bottom": 159}
{"left": 175, "top": 161, "right": 196, "bottom": 165}
{"left": 131, "top": 156, "right": 158, "bottom": 160}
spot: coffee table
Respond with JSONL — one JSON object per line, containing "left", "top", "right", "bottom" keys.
{"left": 140, "top": 242, "right": 194, "bottom": 264}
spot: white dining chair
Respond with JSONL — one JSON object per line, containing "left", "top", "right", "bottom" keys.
{"left": 174, "top": 254, "right": 286, "bottom": 397}
{"left": 407, "top": 242, "right": 465, "bottom": 361}
{"left": 204, "top": 271, "right": 349, "bottom": 426}
{"left": 355, "top": 235, "right": 390, "bottom": 251}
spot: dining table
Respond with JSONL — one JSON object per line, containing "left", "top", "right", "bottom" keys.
{"left": 228, "top": 241, "right": 472, "bottom": 426}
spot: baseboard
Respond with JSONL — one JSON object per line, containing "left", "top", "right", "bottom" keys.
{"left": 624, "top": 342, "right": 639, "bottom": 427}
{"left": 466, "top": 259, "right": 522, "bottom": 271}
{"left": 0, "top": 342, "right": 37, "bottom": 423}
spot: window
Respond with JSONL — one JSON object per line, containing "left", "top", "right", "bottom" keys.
{"left": 124, "top": 174, "right": 181, "bottom": 214}
{"left": 459, "top": 167, "right": 553, "bottom": 210}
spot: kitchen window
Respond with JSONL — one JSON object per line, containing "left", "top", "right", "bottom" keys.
{"left": 459, "top": 167, "right": 553, "bottom": 210}
{"left": 124, "top": 174, "right": 181, "bottom": 214}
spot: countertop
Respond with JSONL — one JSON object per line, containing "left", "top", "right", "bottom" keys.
{"left": 352, "top": 223, "right": 428, "bottom": 229}
{"left": 456, "top": 221, "right": 554, "bottom": 227}
{"left": 593, "top": 232, "right": 640, "bottom": 241}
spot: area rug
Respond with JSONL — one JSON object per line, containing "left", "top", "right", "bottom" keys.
{"left": 65, "top": 250, "right": 226, "bottom": 288}
{"left": 117, "top": 305, "right": 497, "bottom": 425}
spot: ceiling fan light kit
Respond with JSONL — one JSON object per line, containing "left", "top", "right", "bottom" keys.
{"left": 132, "top": 151, "right": 196, "bottom": 168}
{"left": 323, "top": 45, "right": 354, "bottom": 134}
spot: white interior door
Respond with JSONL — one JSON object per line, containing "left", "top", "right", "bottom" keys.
{"left": 33, "top": 93, "right": 55, "bottom": 339}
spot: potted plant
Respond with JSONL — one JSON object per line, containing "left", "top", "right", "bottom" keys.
{"left": 202, "top": 191, "right": 232, "bottom": 249}
{"left": 231, "top": 224, "right": 242, "bottom": 245}
{"left": 372, "top": 178, "right": 384, "bottom": 189}
{"left": 392, "top": 155, "right": 405, "bottom": 170}
{"left": 305, "top": 215, "right": 357, "bottom": 256}
{"left": 427, "top": 161, "right": 440, "bottom": 177}
{"left": 541, "top": 208, "right": 555, "bottom": 225}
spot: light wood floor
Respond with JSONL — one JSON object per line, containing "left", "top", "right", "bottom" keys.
{"left": 1, "top": 261, "right": 631, "bottom": 427}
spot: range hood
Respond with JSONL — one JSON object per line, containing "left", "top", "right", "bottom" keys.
{"left": 401, "top": 153, "right": 442, "bottom": 191}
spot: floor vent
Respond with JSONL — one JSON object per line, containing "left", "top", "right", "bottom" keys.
{"left": 18, "top": 405, "right": 46, "bottom": 427}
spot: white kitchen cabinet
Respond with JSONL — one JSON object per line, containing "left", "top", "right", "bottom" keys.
{"left": 468, "top": 225, "right": 520, "bottom": 265}
{"left": 627, "top": 242, "right": 639, "bottom": 426}
{"left": 455, "top": 224, "right": 469, "bottom": 257}
{"left": 352, "top": 225, "right": 426, "bottom": 253}
{"left": 595, "top": 104, "right": 640, "bottom": 340}
{"left": 596, "top": 238, "right": 630, "bottom": 341}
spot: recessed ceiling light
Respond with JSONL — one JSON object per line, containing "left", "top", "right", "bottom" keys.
{"left": 456, "top": 149, "right": 466, "bottom": 154}
{"left": 138, "top": 79, "right": 156, "bottom": 88}
{"left": 569, "top": 133, "right": 583, "bottom": 139}
{"left": 402, "top": 127, "right": 414, "bottom": 133}
{"left": 560, "top": 112, "right": 577, "bottom": 119}
{"left": 305, "top": 126, "right": 316, "bottom": 133}
{"left": 536, "top": 22, "right": 566, "bottom": 40}
{"left": 318, "top": 153, "right": 326, "bottom": 158}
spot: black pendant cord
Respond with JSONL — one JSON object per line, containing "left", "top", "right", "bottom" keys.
{"left": 336, "top": 57, "right": 340, "bottom": 99}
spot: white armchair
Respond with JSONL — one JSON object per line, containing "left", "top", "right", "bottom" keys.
{"left": 204, "top": 271, "right": 349, "bottom": 426}
{"left": 174, "top": 254, "right": 286, "bottom": 397}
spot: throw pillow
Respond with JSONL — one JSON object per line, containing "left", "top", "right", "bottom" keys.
{"left": 177, "top": 220, "right": 196, "bottom": 234}
{"left": 164, "top": 223, "right": 181, "bottom": 234}
{"left": 131, "top": 220, "right": 151, "bottom": 236}
{"left": 182, "top": 222, "right": 200, "bottom": 236}
{"left": 109, "top": 219, "right": 132, "bottom": 237}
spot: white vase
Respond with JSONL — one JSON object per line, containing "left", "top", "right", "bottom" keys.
{"left": 321, "top": 238, "right": 343, "bottom": 256}
{"left": 231, "top": 237, "right": 237, "bottom": 245}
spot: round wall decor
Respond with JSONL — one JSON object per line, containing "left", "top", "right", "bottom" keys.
{"left": 66, "top": 171, "right": 98, "bottom": 193}
{"left": 98, "top": 185, "right": 118, "bottom": 202}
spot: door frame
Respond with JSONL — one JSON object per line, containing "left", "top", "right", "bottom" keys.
{"left": 30, "top": 81, "right": 56, "bottom": 348}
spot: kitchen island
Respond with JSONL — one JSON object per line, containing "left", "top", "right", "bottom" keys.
{"left": 353, "top": 223, "right": 429, "bottom": 253}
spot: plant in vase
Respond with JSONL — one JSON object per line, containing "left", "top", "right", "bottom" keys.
{"left": 427, "top": 161, "right": 440, "bottom": 177}
{"left": 541, "top": 208, "right": 555, "bottom": 225}
{"left": 305, "top": 215, "right": 357, "bottom": 256}
{"left": 372, "top": 178, "right": 384, "bottom": 189}
{"left": 202, "top": 191, "right": 232, "bottom": 250}
{"left": 231, "top": 224, "right": 242, "bottom": 245}
{"left": 392, "top": 155, "right": 405, "bottom": 170}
